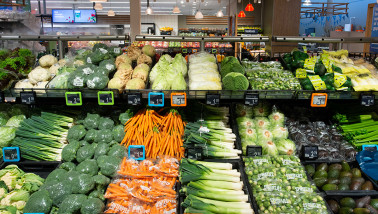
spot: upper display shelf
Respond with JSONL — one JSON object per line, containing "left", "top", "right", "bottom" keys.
{"left": 135, "top": 35, "right": 270, "bottom": 43}
{"left": 0, "top": 35, "right": 130, "bottom": 41}
{"left": 273, "top": 36, "right": 378, "bottom": 43}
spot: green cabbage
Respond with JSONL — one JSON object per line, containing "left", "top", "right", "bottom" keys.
{"left": 254, "top": 117, "right": 270, "bottom": 129}
{"left": 171, "top": 72, "right": 187, "bottom": 90}
{"left": 0, "top": 127, "right": 16, "bottom": 147}
{"left": 276, "top": 139, "right": 296, "bottom": 155}
{"left": 272, "top": 126, "right": 288, "bottom": 140}
{"left": 5, "top": 115, "right": 26, "bottom": 127}
{"left": 262, "top": 141, "right": 279, "bottom": 156}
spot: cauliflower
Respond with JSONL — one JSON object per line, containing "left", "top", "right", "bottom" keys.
{"left": 0, "top": 188, "right": 6, "bottom": 198}
{"left": 137, "top": 54, "right": 152, "bottom": 66}
{"left": 12, "top": 200, "right": 26, "bottom": 210}
{"left": 14, "top": 80, "right": 33, "bottom": 89}
{"left": 115, "top": 55, "right": 131, "bottom": 68}
{"left": 34, "top": 81, "right": 48, "bottom": 93}
{"left": 39, "top": 55, "right": 58, "bottom": 68}
{"left": 28, "top": 66, "right": 51, "bottom": 84}
{"left": 49, "top": 63, "right": 61, "bottom": 75}
{"left": 58, "top": 59, "right": 67, "bottom": 66}
{"left": 1, "top": 173, "right": 16, "bottom": 191}
{"left": 126, "top": 46, "right": 142, "bottom": 61}
{"left": 0, "top": 190, "right": 29, "bottom": 210}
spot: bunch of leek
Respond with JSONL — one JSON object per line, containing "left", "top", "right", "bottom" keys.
{"left": 180, "top": 159, "right": 254, "bottom": 214}
{"left": 184, "top": 121, "right": 241, "bottom": 159}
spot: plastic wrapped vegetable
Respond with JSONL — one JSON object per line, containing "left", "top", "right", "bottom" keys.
{"left": 269, "top": 111, "right": 285, "bottom": 127}
{"left": 76, "top": 159, "right": 99, "bottom": 176}
{"left": 276, "top": 139, "right": 296, "bottom": 155}
{"left": 272, "top": 126, "right": 289, "bottom": 140}
{"left": 254, "top": 117, "right": 271, "bottom": 130}
{"left": 253, "top": 102, "right": 271, "bottom": 117}
{"left": 262, "top": 141, "right": 279, "bottom": 156}
{"left": 257, "top": 129, "right": 273, "bottom": 143}
{"left": 235, "top": 104, "right": 253, "bottom": 117}
{"left": 67, "top": 125, "right": 86, "bottom": 142}
{"left": 99, "top": 59, "right": 116, "bottom": 73}
{"left": 86, "top": 73, "right": 109, "bottom": 90}
{"left": 237, "top": 117, "right": 255, "bottom": 129}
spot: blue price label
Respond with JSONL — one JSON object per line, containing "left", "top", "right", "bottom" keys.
{"left": 3, "top": 147, "right": 20, "bottom": 162}
{"left": 362, "top": 144, "right": 378, "bottom": 151}
{"left": 128, "top": 145, "right": 145, "bottom": 161}
{"left": 148, "top": 92, "right": 164, "bottom": 107}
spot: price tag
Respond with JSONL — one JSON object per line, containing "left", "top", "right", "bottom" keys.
{"left": 98, "top": 91, "right": 114, "bottom": 105}
{"left": 171, "top": 92, "right": 187, "bottom": 107}
{"left": 128, "top": 145, "right": 145, "bottom": 161}
{"left": 212, "top": 49, "right": 217, "bottom": 54}
{"left": 303, "top": 46, "right": 307, "bottom": 53}
{"left": 311, "top": 93, "right": 327, "bottom": 107}
{"left": 114, "top": 48, "right": 121, "bottom": 54}
{"left": 186, "top": 146, "right": 203, "bottom": 160}
{"left": 20, "top": 91, "right": 36, "bottom": 105}
{"left": 246, "top": 146, "right": 262, "bottom": 157}
{"left": 148, "top": 92, "right": 164, "bottom": 107}
{"left": 127, "top": 92, "right": 141, "bottom": 106}
{"left": 245, "top": 93, "right": 259, "bottom": 106}
{"left": 192, "top": 49, "right": 198, "bottom": 53}
{"left": 206, "top": 93, "right": 220, "bottom": 106}
{"left": 362, "top": 144, "right": 378, "bottom": 151}
{"left": 65, "top": 92, "right": 82, "bottom": 106}
{"left": 303, "top": 146, "right": 318, "bottom": 160}
{"left": 361, "top": 94, "right": 375, "bottom": 107}
{"left": 2, "top": 147, "right": 20, "bottom": 162}
{"left": 0, "top": 92, "right": 4, "bottom": 103}
{"left": 182, "top": 48, "right": 188, "bottom": 54}
{"left": 308, "top": 75, "right": 327, "bottom": 91}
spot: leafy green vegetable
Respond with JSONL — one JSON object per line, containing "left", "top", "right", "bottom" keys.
{"left": 57, "top": 194, "right": 87, "bottom": 214}
{"left": 119, "top": 109, "right": 133, "bottom": 125}
{"left": 276, "top": 139, "right": 296, "bottom": 155}
{"left": 72, "top": 174, "right": 95, "bottom": 194}
{"left": 0, "top": 127, "right": 16, "bottom": 148}
{"left": 5, "top": 115, "right": 26, "bottom": 127}
{"left": 272, "top": 126, "right": 289, "bottom": 140}
{"left": 262, "top": 141, "right": 278, "bottom": 156}
{"left": 83, "top": 113, "right": 100, "bottom": 130}
{"left": 96, "top": 155, "right": 121, "bottom": 177}
{"left": 98, "top": 117, "right": 114, "bottom": 130}
{"left": 59, "top": 162, "right": 76, "bottom": 172}
{"left": 112, "top": 125, "right": 125, "bottom": 142}
{"left": 95, "top": 129, "right": 113, "bottom": 144}
{"left": 222, "top": 72, "right": 249, "bottom": 90}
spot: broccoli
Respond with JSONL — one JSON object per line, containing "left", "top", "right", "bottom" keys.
{"left": 67, "top": 71, "right": 86, "bottom": 89}
{"left": 57, "top": 194, "right": 87, "bottom": 214}
{"left": 84, "top": 129, "right": 97, "bottom": 143}
{"left": 80, "top": 198, "right": 105, "bottom": 214}
{"left": 44, "top": 180, "right": 72, "bottom": 207}
{"left": 75, "top": 64, "right": 97, "bottom": 75}
{"left": 94, "top": 129, "right": 113, "bottom": 144}
{"left": 23, "top": 190, "right": 52, "bottom": 214}
{"left": 72, "top": 174, "right": 95, "bottom": 194}
{"left": 67, "top": 125, "right": 86, "bottom": 142}
{"left": 92, "top": 175, "right": 111, "bottom": 187}
{"left": 119, "top": 109, "right": 133, "bottom": 125}
{"left": 92, "top": 43, "right": 108, "bottom": 52}
{"left": 222, "top": 72, "right": 249, "bottom": 90}
{"left": 97, "top": 155, "right": 122, "bottom": 177}
{"left": 112, "top": 125, "right": 125, "bottom": 142}
{"left": 64, "top": 171, "right": 80, "bottom": 186}
{"left": 83, "top": 113, "right": 100, "bottom": 130}
{"left": 79, "top": 140, "right": 89, "bottom": 147}
{"left": 61, "top": 142, "right": 80, "bottom": 162}
{"left": 45, "top": 169, "right": 67, "bottom": 183}
{"left": 88, "top": 190, "right": 105, "bottom": 201}
{"left": 94, "top": 143, "right": 110, "bottom": 159}
{"left": 76, "top": 159, "right": 98, "bottom": 176}
{"left": 99, "top": 59, "right": 116, "bottom": 73}
{"left": 86, "top": 51, "right": 105, "bottom": 65}
{"left": 59, "top": 162, "right": 76, "bottom": 172}
{"left": 98, "top": 117, "right": 114, "bottom": 130}
{"left": 107, "top": 144, "right": 127, "bottom": 160}
{"left": 86, "top": 72, "right": 109, "bottom": 89}
{"left": 76, "top": 144, "right": 95, "bottom": 163}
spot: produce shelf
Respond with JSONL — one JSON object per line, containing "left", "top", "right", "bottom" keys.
{"left": 273, "top": 36, "right": 378, "bottom": 43}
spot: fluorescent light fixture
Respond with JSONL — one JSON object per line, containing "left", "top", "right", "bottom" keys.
{"left": 216, "top": 9, "right": 223, "bottom": 17}
{"left": 173, "top": 6, "right": 181, "bottom": 13}
{"left": 94, "top": 3, "right": 103, "bottom": 10}
{"left": 195, "top": 10, "right": 203, "bottom": 19}
{"left": 107, "top": 9, "right": 115, "bottom": 16}
{"left": 303, "top": 0, "right": 311, "bottom": 6}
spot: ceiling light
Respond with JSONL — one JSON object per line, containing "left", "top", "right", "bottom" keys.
{"left": 216, "top": 10, "right": 223, "bottom": 17}
{"left": 173, "top": 6, "right": 181, "bottom": 13}
{"left": 258, "top": 0, "right": 261, "bottom": 3}
{"left": 146, "top": 6, "right": 153, "bottom": 14}
{"left": 238, "top": 10, "right": 246, "bottom": 17}
{"left": 245, "top": 2, "right": 254, "bottom": 11}
{"left": 107, "top": 9, "right": 115, "bottom": 16}
{"left": 89, "top": 0, "right": 107, "bottom": 2}
{"left": 94, "top": 3, "right": 103, "bottom": 10}
{"left": 195, "top": 10, "right": 203, "bottom": 19}
{"left": 181, "top": 0, "right": 184, "bottom": 3}
{"left": 303, "top": 0, "right": 311, "bottom": 6}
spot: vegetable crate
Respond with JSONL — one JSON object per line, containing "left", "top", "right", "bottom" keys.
{"left": 303, "top": 161, "right": 378, "bottom": 196}
{"left": 324, "top": 195, "right": 378, "bottom": 214}
{"left": 178, "top": 160, "right": 255, "bottom": 214}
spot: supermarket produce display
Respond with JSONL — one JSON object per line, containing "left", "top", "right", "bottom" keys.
{"left": 1, "top": 35, "right": 378, "bottom": 214}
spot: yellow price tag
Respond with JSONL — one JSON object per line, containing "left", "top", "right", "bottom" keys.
{"left": 304, "top": 57, "right": 317, "bottom": 71}
{"left": 303, "top": 46, "right": 307, "bottom": 53}
{"left": 308, "top": 75, "right": 327, "bottom": 91}
{"left": 296, "top": 69, "right": 307, "bottom": 78}
{"left": 334, "top": 72, "right": 347, "bottom": 88}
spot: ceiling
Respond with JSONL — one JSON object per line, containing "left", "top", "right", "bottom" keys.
{"left": 29, "top": 0, "right": 230, "bottom": 16}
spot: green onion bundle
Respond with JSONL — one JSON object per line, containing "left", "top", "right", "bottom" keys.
{"left": 11, "top": 112, "right": 73, "bottom": 161}
{"left": 180, "top": 159, "right": 254, "bottom": 214}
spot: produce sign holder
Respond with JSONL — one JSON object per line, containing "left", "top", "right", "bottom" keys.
{"left": 304, "top": 161, "right": 378, "bottom": 197}
{"left": 148, "top": 92, "right": 164, "bottom": 107}
{"left": 98, "top": 91, "right": 114, "bottom": 105}
{"left": 362, "top": 144, "right": 378, "bottom": 151}
{"left": 206, "top": 93, "right": 220, "bottom": 106}
{"left": 361, "top": 94, "right": 375, "bottom": 106}
{"left": 311, "top": 93, "right": 328, "bottom": 107}
{"left": 128, "top": 145, "right": 146, "bottom": 161}
{"left": 126, "top": 92, "right": 142, "bottom": 106}
{"left": 2, "top": 147, "right": 20, "bottom": 162}
{"left": 171, "top": 92, "right": 187, "bottom": 107}
{"left": 244, "top": 93, "right": 259, "bottom": 106}
{"left": 0, "top": 91, "right": 4, "bottom": 103}
{"left": 246, "top": 146, "right": 262, "bottom": 157}
{"left": 302, "top": 145, "right": 319, "bottom": 160}
{"left": 65, "top": 92, "right": 82, "bottom": 106}
{"left": 178, "top": 160, "right": 256, "bottom": 214}
{"left": 20, "top": 91, "right": 36, "bottom": 105}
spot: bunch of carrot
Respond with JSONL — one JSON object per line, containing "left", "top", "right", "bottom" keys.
{"left": 104, "top": 157, "right": 179, "bottom": 214}
{"left": 121, "top": 109, "right": 186, "bottom": 159}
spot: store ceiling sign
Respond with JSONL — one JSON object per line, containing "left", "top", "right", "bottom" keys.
{"left": 370, "top": 4, "right": 378, "bottom": 53}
